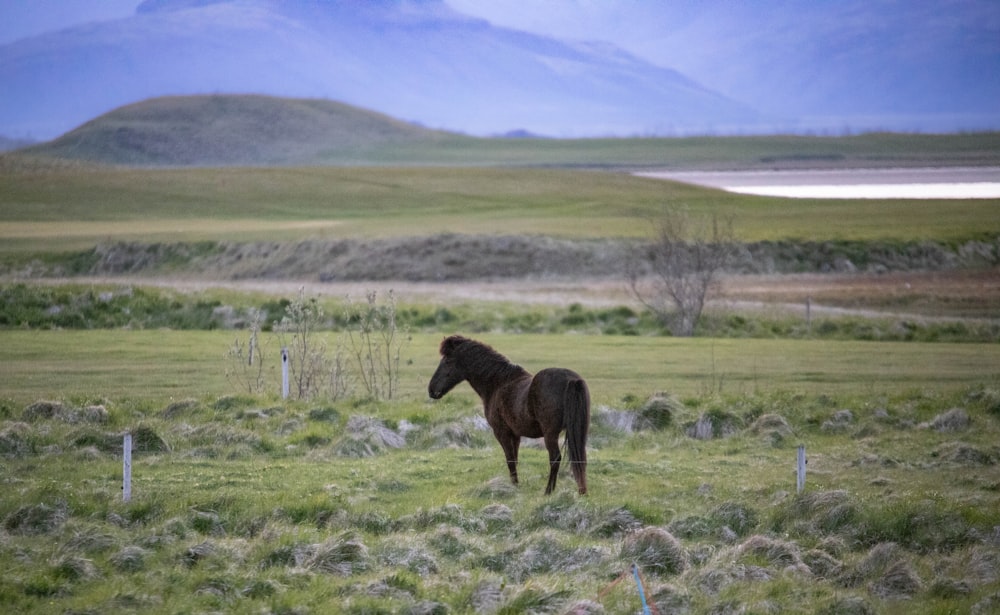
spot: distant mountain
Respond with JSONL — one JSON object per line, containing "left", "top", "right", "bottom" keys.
{"left": 641, "top": 0, "right": 1000, "bottom": 133}
{"left": 18, "top": 95, "right": 460, "bottom": 166}
{"left": 0, "top": 0, "right": 758, "bottom": 141}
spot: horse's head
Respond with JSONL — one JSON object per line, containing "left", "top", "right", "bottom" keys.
{"left": 428, "top": 335, "right": 469, "bottom": 399}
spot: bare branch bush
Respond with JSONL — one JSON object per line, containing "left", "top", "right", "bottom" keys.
{"left": 627, "top": 206, "right": 737, "bottom": 336}
{"left": 344, "top": 290, "right": 409, "bottom": 400}
{"left": 274, "top": 289, "right": 330, "bottom": 399}
{"left": 224, "top": 308, "right": 270, "bottom": 394}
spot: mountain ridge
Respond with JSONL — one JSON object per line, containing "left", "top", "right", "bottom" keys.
{"left": 0, "top": 0, "right": 757, "bottom": 140}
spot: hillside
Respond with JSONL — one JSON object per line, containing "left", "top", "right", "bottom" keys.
{"left": 16, "top": 95, "right": 1000, "bottom": 168}
{"left": 18, "top": 95, "right": 461, "bottom": 166}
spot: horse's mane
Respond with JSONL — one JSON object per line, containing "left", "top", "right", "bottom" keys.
{"left": 440, "top": 335, "right": 528, "bottom": 382}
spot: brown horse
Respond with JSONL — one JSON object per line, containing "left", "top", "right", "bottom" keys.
{"left": 428, "top": 335, "right": 590, "bottom": 495}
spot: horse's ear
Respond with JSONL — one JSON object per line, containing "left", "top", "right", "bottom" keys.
{"left": 440, "top": 335, "right": 466, "bottom": 356}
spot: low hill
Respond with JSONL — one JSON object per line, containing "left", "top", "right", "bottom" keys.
{"left": 17, "top": 95, "right": 1000, "bottom": 169}
{"left": 20, "top": 95, "right": 462, "bottom": 166}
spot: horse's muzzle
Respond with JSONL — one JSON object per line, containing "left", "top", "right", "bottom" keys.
{"left": 428, "top": 387, "right": 443, "bottom": 400}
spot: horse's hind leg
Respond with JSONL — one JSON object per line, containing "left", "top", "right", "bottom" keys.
{"left": 498, "top": 433, "right": 520, "bottom": 486}
{"left": 544, "top": 434, "right": 562, "bottom": 495}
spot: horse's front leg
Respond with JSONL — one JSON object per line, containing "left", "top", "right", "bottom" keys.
{"left": 543, "top": 434, "right": 562, "bottom": 495}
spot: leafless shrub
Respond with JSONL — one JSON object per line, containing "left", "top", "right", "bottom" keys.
{"left": 224, "top": 308, "right": 270, "bottom": 395}
{"left": 626, "top": 206, "right": 737, "bottom": 336}
{"left": 344, "top": 290, "right": 409, "bottom": 400}
{"left": 275, "top": 289, "right": 329, "bottom": 400}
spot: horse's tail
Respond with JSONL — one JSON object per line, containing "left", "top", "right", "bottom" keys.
{"left": 564, "top": 377, "right": 590, "bottom": 495}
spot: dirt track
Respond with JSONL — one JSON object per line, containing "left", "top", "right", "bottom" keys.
{"left": 42, "top": 268, "right": 1000, "bottom": 322}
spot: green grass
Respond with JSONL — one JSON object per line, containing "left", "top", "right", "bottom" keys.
{"left": 3, "top": 330, "right": 999, "bottom": 406}
{"left": 2, "top": 165, "right": 998, "bottom": 254}
{"left": 1, "top": 353, "right": 998, "bottom": 613}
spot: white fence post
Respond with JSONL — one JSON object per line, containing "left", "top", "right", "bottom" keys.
{"left": 796, "top": 444, "right": 806, "bottom": 494}
{"left": 281, "top": 347, "right": 289, "bottom": 399}
{"left": 123, "top": 432, "right": 132, "bottom": 502}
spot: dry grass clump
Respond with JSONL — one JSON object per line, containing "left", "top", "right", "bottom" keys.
{"left": 333, "top": 415, "right": 405, "bottom": 457}
{"left": 160, "top": 398, "right": 201, "bottom": 418}
{"left": 931, "top": 441, "right": 995, "bottom": 465}
{"left": 4, "top": 502, "right": 68, "bottom": 535}
{"left": 475, "top": 477, "right": 518, "bottom": 500}
{"left": 669, "top": 501, "right": 759, "bottom": 542}
{"left": 51, "top": 554, "right": 100, "bottom": 582}
{"left": 620, "top": 527, "right": 688, "bottom": 576}
{"left": 736, "top": 534, "right": 804, "bottom": 570}
{"left": 637, "top": 393, "right": 682, "bottom": 431}
{"left": 377, "top": 536, "right": 440, "bottom": 575}
{"left": 0, "top": 421, "right": 34, "bottom": 457}
{"left": 749, "top": 413, "right": 793, "bottom": 436}
{"left": 868, "top": 559, "right": 922, "bottom": 599}
{"left": 480, "top": 503, "right": 515, "bottom": 532}
{"left": 821, "top": 408, "right": 855, "bottom": 433}
{"left": 21, "top": 400, "right": 108, "bottom": 424}
{"left": 414, "top": 419, "right": 489, "bottom": 449}
{"left": 110, "top": 545, "right": 150, "bottom": 572}
{"left": 818, "top": 595, "right": 874, "bottom": 615}
{"left": 685, "top": 408, "right": 742, "bottom": 440}
{"left": 400, "top": 503, "right": 486, "bottom": 533}
{"left": 922, "top": 407, "right": 971, "bottom": 432}
{"left": 492, "top": 530, "right": 607, "bottom": 583}
{"left": 301, "top": 533, "right": 370, "bottom": 576}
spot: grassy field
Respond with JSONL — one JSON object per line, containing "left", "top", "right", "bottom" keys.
{"left": 2, "top": 130, "right": 999, "bottom": 612}
{"left": 1, "top": 330, "right": 999, "bottom": 614}
{"left": 3, "top": 155, "right": 1000, "bottom": 255}
{"left": 3, "top": 331, "right": 1000, "bottom": 405}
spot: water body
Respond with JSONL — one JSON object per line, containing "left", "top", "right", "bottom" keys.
{"left": 637, "top": 166, "right": 1000, "bottom": 199}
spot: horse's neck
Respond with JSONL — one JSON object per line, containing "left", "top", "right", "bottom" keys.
{"left": 465, "top": 359, "right": 528, "bottom": 401}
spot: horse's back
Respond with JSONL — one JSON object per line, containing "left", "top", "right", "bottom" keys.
{"left": 529, "top": 368, "right": 588, "bottom": 410}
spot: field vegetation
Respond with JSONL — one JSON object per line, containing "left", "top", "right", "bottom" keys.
{"left": 1, "top": 118, "right": 998, "bottom": 611}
